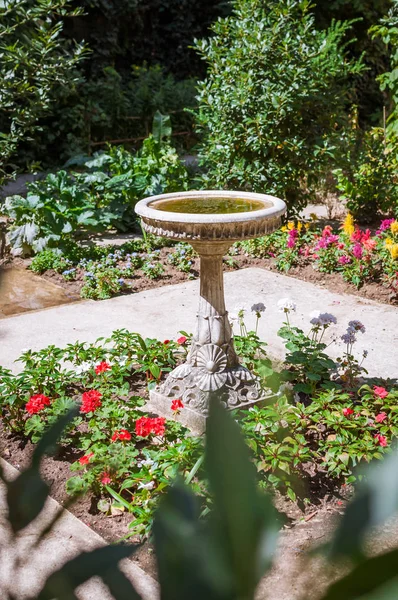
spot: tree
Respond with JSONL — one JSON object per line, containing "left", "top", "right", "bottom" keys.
{"left": 0, "top": 0, "right": 88, "bottom": 185}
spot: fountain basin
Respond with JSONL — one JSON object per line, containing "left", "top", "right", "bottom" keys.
{"left": 135, "top": 190, "right": 286, "bottom": 242}
{"left": 135, "top": 190, "right": 287, "bottom": 432}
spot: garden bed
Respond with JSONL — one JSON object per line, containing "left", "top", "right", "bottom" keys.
{"left": 2, "top": 215, "right": 394, "bottom": 320}
{"left": 0, "top": 315, "right": 396, "bottom": 581}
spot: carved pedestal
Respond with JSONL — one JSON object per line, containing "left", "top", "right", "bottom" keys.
{"left": 147, "top": 240, "right": 275, "bottom": 433}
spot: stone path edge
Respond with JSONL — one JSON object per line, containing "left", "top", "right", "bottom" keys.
{"left": 0, "top": 458, "right": 159, "bottom": 600}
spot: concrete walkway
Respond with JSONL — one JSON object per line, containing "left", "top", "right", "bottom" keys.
{"left": 0, "top": 460, "right": 159, "bottom": 600}
{"left": 0, "top": 268, "right": 397, "bottom": 378}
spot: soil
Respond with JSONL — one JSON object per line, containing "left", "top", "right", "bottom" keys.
{"left": 0, "top": 424, "right": 158, "bottom": 578}
{"left": 0, "top": 418, "right": 350, "bottom": 584}
{"left": 11, "top": 244, "right": 397, "bottom": 311}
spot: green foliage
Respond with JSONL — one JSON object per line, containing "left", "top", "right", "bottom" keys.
{"left": 167, "top": 243, "right": 197, "bottom": 275}
{"left": 334, "top": 128, "right": 398, "bottom": 221}
{"left": 194, "top": 0, "right": 364, "bottom": 214}
{"left": 2, "top": 122, "right": 190, "bottom": 255}
{"left": 34, "top": 65, "right": 198, "bottom": 163}
{"left": 0, "top": 0, "right": 88, "bottom": 184}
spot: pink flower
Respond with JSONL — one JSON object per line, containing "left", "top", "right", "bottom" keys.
{"left": 352, "top": 243, "right": 363, "bottom": 259}
{"left": 374, "top": 434, "right": 388, "bottom": 447}
{"left": 375, "top": 412, "right": 387, "bottom": 423}
{"left": 343, "top": 407, "right": 354, "bottom": 417}
{"left": 374, "top": 386, "right": 389, "bottom": 399}
{"left": 376, "top": 218, "right": 395, "bottom": 235}
{"left": 363, "top": 238, "right": 376, "bottom": 252}
{"left": 177, "top": 336, "right": 187, "bottom": 345}
{"left": 100, "top": 472, "right": 112, "bottom": 485}
{"left": 338, "top": 255, "right": 351, "bottom": 265}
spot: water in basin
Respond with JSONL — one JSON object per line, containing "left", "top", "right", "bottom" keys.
{"left": 0, "top": 267, "right": 80, "bottom": 318}
{"left": 152, "top": 196, "right": 271, "bottom": 214}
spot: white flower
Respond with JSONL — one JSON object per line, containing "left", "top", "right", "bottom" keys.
{"left": 277, "top": 298, "right": 296, "bottom": 313}
{"left": 137, "top": 458, "right": 155, "bottom": 468}
{"left": 251, "top": 302, "right": 266, "bottom": 313}
{"left": 310, "top": 311, "right": 337, "bottom": 326}
{"left": 138, "top": 481, "right": 155, "bottom": 490}
{"left": 74, "top": 361, "right": 92, "bottom": 375}
{"left": 348, "top": 320, "right": 366, "bottom": 334}
{"left": 118, "top": 356, "right": 128, "bottom": 367}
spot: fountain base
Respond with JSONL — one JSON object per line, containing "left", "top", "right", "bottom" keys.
{"left": 145, "top": 364, "right": 278, "bottom": 434}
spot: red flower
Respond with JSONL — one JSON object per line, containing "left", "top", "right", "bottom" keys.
{"left": 374, "top": 434, "right": 388, "bottom": 447}
{"left": 373, "top": 386, "right": 389, "bottom": 399}
{"left": 135, "top": 416, "right": 166, "bottom": 437}
{"left": 95, "top": 361, "right": 111, "bottom": 375}
{"left": 79, "top": 452, "right": 94, "bottom": 465}
{"left": 375, "top": 412, "right": 387, "bottom": 424}
{"left": 111, "top": 429, "right": 131, "bottom": 442}
{"left": 163, "top": 339, "right": 171, "bottom": 345}
{"left": 177, "top": 336, "right": 187, "bottom": 345}
{"left": 81, "top": 389, "right": 102, "bottom": 413}
{"left": 342, "top": 407, "right": 354, "bottom": 417}
{"left": 100, "top": 472, "right": 112, "bottom": 485}
{"left": 171, "top": 399, "right": 184, "bottom": 412}
{"left": 26, "top": 394, "right": 51, "bottom": 415}
{"left": 152, "top": 417, "right": 166, "bottom": 436}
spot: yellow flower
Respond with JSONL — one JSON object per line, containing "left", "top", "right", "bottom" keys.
{"left": 305, "top": 223, "right": 311, "bottom": 230}
{"left": 390, "top": 244, "right": 398, "bottom": 260}
{"left": 385, "top": 237, "right": 393, "bottom": 248}
{"left": 297, "top": 221, "right": 303, "bottom": 232}
{"left": 342, "top": 213, "right": 355, "bottom": 237}
{"left": 281, "top": 225, "right": 288, "bottom": 232}
{"left": 287, "top": 221, "right": 295, "bottom": 230}
{"left": 391, "top": 221, "right": 398, "bottom": 235}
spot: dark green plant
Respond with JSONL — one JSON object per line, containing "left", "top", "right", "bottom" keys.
{"left": 0, "top": 0, "right": 88, "bottom": 184}
{"left": 334, "top": 128, "right": 398, "bottom": 221}
{"left": 194, "top": 0, "right": 364, "bottom": 215}
{"left": 2, "top": 115, "right": 190, "bottom": 254}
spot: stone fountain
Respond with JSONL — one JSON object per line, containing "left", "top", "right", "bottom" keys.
{"left": 135, "top": 190, "right": 286, "bottom": 431}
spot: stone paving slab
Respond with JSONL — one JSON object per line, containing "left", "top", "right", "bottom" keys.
{"left": 0, "top": 268, "right": 397, "bottom": 378}
{"left": 0, "top": 460, "right": 159, "bottom": 600}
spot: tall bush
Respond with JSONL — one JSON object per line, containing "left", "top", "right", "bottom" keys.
{"left": 194, "top": 0, "right": 364, "bottom": 214}
{"left": 0, "top": 0, "right": 87, "bottom": 185}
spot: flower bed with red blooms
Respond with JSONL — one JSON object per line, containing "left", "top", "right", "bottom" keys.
{"left": 0, "top": 320, "right": 397, "bottom": 537}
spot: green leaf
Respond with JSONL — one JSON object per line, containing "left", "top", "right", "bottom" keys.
{"left": 328, "top": 449, "right": 398, "bottom": 559}
{"left": 152, "top": 111, "right": 172, "bottom": 143}
{"left": 205, "top": 399, "right": 280, "bottom": 599}
{"left": 320, "top": 549, "right": 398, "bottom": 600}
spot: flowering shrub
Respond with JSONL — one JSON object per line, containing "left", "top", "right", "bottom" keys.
{"left": 237, "top": 215, "right": 398, "bottom": 301}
